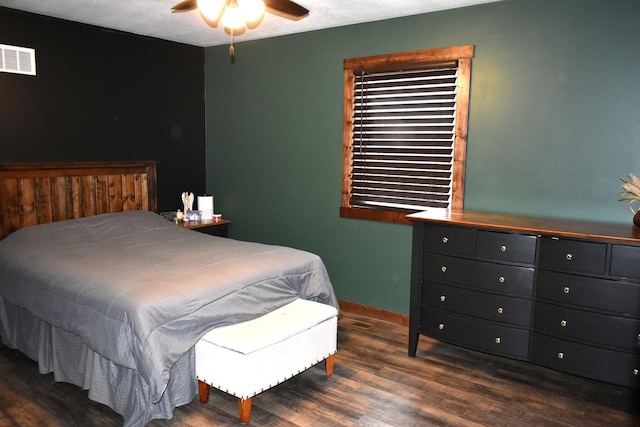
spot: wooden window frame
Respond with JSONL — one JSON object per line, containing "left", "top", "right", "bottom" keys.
{"left": 340, "top": 45, "right": 474, "bottom": 225}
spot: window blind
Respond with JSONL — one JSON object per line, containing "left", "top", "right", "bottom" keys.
{"left": 350, "top": 66, "right": 458, "bottom": 212}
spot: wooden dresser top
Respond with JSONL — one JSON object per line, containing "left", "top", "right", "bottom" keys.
{"left": 407, "top": 210, "right": 640, "bottom": 244}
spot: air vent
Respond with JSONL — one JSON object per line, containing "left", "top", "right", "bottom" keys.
{"left": 0, "top": 44, "right": 36, "bottom": 76}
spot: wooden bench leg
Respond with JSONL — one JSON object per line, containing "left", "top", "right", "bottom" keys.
{"left": 238, "top": 397, "right": 253, "bottom": 424}
{"left": 325, "top": 353, "right": 335, "bottom": 376}
{"left": 198, "top": 380, "right": 211, "bottom": 404}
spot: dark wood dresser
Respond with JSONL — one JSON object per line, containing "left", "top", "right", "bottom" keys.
{"left": 408, "top": 210, "right": 640, "bottom": 388}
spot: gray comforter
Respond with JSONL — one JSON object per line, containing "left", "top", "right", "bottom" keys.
{"left": 0, "top": 210, "right": 337, "bottom": 424}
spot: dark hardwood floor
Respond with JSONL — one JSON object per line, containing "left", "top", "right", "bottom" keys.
{"left": 1, "top": 311, "right": 639, "bottom": 426}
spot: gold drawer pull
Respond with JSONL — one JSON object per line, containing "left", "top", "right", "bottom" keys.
{"left": 563, "top": 286, "right": 570, "bottom": 294}
{"left": 560, "top": 320, "right": 567, "bottom": 327}
{"left": 500, "top": 245, "right": 507, "bottom": 252}
{"left": 557, "top": 352, "right": 564, "bottom": 359}
{"left": 440, "top": 295, "right": 446, "bottom": 302}
{"left": 495, "top": 337, "right": 501, "bottom": 344}
{"left": 497, "top": 307, "right": 503, "bottom": 314}
{"left": 634, "top": 369, "right": 639, "bottom": 376}
{"left": 442, "top": 237, "right": 449, "bottom": 244}
{"left": 438, "top": 323, "right": 445, "bottom": 330}
{"left": 498, "top": 276, "right": 505, "bottom": 283}
{"left": 441, "top": 266, "right": 447, "bottom": 273}
{"left": 637, "top": 334, "right": 640, "bottom": 341}
{"left": 566, "top": 253, "right": 573, "bottom": 261}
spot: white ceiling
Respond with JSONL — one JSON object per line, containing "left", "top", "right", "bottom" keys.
{"left": 0, "top": 0, "right": 502, "bottom": 47}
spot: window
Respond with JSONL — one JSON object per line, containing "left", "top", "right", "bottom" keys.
{"left": 340, "top": 45, "right": 474, "bottom": 224}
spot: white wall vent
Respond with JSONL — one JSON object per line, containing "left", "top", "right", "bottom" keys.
{"left": 0, "top": 44, "right": 36, "bottom": 76}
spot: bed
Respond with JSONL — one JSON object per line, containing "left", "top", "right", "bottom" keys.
{"left": 0, "top": 162, "right": 338, "bottom": 426}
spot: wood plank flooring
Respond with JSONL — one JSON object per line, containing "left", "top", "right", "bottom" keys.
{"left": 1, "top": 311, "right": 639, "bottom": 426}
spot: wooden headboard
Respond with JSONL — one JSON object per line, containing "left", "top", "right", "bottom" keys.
{"left": 0, "top": 161, "right": 158, "bottom": 239}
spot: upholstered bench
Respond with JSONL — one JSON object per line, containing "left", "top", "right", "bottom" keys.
{"left": 195, "top": 298, "right": 338, "bottom": 423}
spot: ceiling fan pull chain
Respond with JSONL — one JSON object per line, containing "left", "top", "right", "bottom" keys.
{"left": 229, "top": 29, "right": 236, "bottom": 64}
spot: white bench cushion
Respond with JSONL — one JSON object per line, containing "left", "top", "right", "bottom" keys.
{"left": 199, "top": 298, "right": 338, "bottom": 354}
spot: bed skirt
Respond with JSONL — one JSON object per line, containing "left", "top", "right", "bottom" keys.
{"left": 0, "top": 297, "right": 197, "bottom": 426}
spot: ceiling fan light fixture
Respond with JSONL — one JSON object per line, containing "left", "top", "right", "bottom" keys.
{"left": 221, "top": 2, "right": 245, "bottom": 29}
{"left": 239, "top": 0, "right": 265, "bottom": 25}
{"left": 197, "top": 0, "right": 225, "bottom": 21}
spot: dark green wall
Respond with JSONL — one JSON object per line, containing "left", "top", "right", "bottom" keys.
{"left": 204, "top": 0, "right": 640, "bottom": 314}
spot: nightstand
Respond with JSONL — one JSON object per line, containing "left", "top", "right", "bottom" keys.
{"left": 179, "top": 218, "right": 231, "bottom": 237}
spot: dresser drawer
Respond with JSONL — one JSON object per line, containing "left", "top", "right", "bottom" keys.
{"left": 424, "top": 254, "right": 534, "bottom": 297}
{"left": 421, "top": 309, "right": 529, "bottom": 359}
{"left": 537, "top": 270, "right": 640, "bottom": 315}
{"left": 611, "top": 244, "right": 640, "bottom": 280}
{"left": 423, "top": 225, "right": 474, "bottom": 256}
{"left": 424, "top": 282, "right": 532, "bottom": 326}
{"left": 539, "top": 237, "right": 606, "bottom": 274}
{"left": 531, "top": 333, "right": 640, "bottom": 389}
{"left": 534, "top": 302, "right": 640, "bottom": 351}
{"left": 475, "top": 231, "right": 536, "bottom": 264}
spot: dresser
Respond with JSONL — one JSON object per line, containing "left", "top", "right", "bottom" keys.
{"left": 408, "top": 210, "right": 640, "bottom": 388}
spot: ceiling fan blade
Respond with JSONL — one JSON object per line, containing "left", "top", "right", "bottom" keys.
{"left": 264, "top": 0, "right": 309, "bottom": 19}
{"left": 171, "top": 0, "right": 198, "bottom": 13}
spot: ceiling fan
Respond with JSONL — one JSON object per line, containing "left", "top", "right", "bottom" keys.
{"left": 171, "top": 0, "right": 309, "bottom": 21}
{"left": 171, "top": 0, "right": 309, "bottom": 62}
